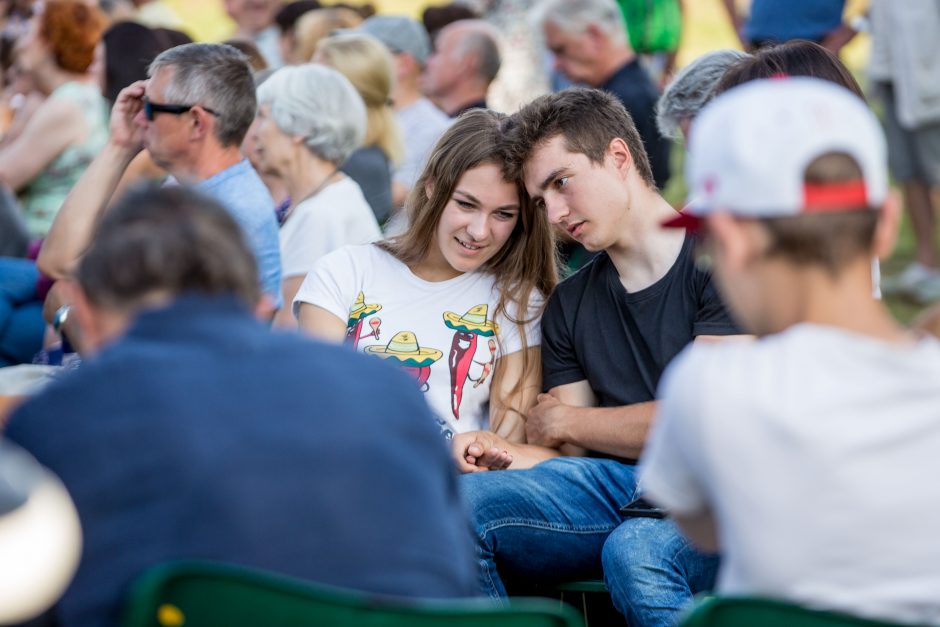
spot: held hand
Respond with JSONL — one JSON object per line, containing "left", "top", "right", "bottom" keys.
{"left": 526, "top": 393, "right": 569, "bottom": 448}
{"left": 452, "top": 431, "right": 514, "bottom": 474}
{"left": 109, "top": 80, "right": 148, "bottom": 154}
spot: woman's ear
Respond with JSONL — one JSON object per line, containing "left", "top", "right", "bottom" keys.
{"left": 873, "top": 189, "right": 901, "bottom": 261}
{"left": 424, "top": 179, "right": 435, "bottom": 199}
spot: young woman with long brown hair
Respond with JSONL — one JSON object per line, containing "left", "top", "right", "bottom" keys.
{"left": 294, "top": 109, "right": 557, "bottom": 467}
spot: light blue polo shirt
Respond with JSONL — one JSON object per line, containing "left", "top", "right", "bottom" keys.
{"left": 196, "top": 159, "right": 283, "bottom": 310}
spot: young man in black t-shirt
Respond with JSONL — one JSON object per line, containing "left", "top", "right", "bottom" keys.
{"left": 455, "top": 88, "right": 739, "bottom": 627}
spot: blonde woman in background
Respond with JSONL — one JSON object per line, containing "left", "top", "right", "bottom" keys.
{"left": 315, "top": 32, "right": 403, "bottom": 226}
{"left": 292, "top": 6, "right": 362, "bottom": 65}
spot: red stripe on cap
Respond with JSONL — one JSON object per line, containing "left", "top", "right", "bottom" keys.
{"left": 803, "top": 180, "right": 868, "bottom": 211}
{"left": 661, "top": 211, "right": 704, "bottom": 231}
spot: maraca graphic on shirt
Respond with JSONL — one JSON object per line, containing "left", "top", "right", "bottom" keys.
{"left": 344, "top": 292, "right": 382, "bottom": 349}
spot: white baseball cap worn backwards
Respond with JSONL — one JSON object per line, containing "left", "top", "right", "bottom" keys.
{"left": 664, "top": 77, "right": 888, "bottom": 230}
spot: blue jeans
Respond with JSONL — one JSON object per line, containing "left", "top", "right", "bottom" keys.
{"left": 459, "top": 457, "right": 718, "bottom": 627}
{"left": 0, "top": 257, "right": 44, "bottom": 367}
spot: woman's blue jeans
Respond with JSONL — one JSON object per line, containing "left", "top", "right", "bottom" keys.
{"left": 459, "top": 457, "right": 718, "bottom": 627}
{"left": 0, "top": 257, "right": 44, "bottom": 366}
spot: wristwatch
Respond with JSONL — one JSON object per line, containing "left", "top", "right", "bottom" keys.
{"left": 52, "top": 305, "right": 71, "bottom": 334}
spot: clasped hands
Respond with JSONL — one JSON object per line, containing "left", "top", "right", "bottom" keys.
{"left": 452, "top": 392, "right": 570, "bottom": 473}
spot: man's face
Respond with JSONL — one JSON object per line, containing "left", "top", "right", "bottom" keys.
{"left": 421, "top": 25, "right": 465, "bottom": 100}
{"left": 224, "top": 0, "right": 279, "bottom": 34}
{"left": 523, "top": 135, "right": 629, "bottom": 252}
{"left": 135, "top": 68, "right": 190, "bottom": 171}
{"left": 544, "top": 20, "right": 601, "bottom": 86}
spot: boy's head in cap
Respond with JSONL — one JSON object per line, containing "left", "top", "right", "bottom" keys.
{"left": 670, "top": 77, "right": 900, "bottom": 335}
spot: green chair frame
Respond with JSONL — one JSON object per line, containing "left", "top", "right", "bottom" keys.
{"left": 681, "top": 596, "right": 914, "bottom": 627}
{"left": 122, "top": 560, "right": 585, "bottom": 627}
{"left": 553, "top": 579, "right": 626, "bottom": 627}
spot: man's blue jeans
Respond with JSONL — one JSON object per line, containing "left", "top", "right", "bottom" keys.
{"left": 459, "top": 457, "right": 718, "bottom": 627}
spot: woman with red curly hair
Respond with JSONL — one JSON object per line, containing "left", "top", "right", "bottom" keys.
{"left": 0, "top": 0, "right": 108, "bottom": 238}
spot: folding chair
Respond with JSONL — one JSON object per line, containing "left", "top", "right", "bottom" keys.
{"left": 122, "top": 560, "right": 585, "bottom": 627}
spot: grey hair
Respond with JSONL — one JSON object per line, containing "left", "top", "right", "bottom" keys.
{"left": 534, "top": 0, "right": 627, "bottom": 45}
{"left": 448, "top": 20, "right": 501, "bottom": 83}
{"left": 256, "top": 64, "right": 366, "bottom": 165}
{"left": 149, "top": 43, "right": 257, "bottom": 147}
{"left": 656, "top": 49, "right": 750, "bottom": 140}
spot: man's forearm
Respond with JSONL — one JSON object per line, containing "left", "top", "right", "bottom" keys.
{"left": 557, "top": 401, "right": 657, "bottom": 459}
{"left": 37, "top": 142, "right": 138, "bottom": 279}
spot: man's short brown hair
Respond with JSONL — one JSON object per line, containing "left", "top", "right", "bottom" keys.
{"left": 502, "top": 88, "right": 655, "bottom": 187}
{"left": 757, "top": 152, "right": 879, "bottom": 275}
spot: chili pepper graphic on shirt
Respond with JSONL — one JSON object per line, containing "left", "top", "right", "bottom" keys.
{"left": 442, "top": 305, "right": 499, "bottom": 420}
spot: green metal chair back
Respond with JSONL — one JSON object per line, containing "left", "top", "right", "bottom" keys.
{"left": 681, "top": 596, "right": 912, "bottom": 627}
{"left": 122, "top": 561, "right": 585, "bottom": 627}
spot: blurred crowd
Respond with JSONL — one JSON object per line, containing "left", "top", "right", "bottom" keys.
{"left": 1, "top": 1, "right": 940, "bottom": 627}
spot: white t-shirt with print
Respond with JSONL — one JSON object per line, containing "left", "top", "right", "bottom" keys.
{"left": 278, "top": 177, "right": 381, "bottom": 278}
{"left": 640, "top": 324, "right": 940, "bottom": 626}
{"left": 294, "top": 244, "right": 542, "bottom": 436}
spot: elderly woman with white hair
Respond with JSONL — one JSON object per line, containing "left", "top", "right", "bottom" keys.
{"left": 655, "top": 49, "right": 749, "bottom": 142}
{"left": 252, "top": 64, "right": 381, "bottom": 328}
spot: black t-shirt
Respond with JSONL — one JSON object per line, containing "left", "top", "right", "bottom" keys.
{"left": 542, "top": 234, "right": 739, "bottom": 406}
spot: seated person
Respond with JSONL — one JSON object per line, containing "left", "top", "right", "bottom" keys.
{"left": 4, "top": 186, "right": 478, "bottom": 627}
{"left": 456, "top": 88, "right": 741, "bottom": 627}
{"left": 252, "top": 64, "right": 379, "bottom": 328}
{"left": 355, "top": 14, "right": 453, "bottom": 212}
{"left": 294, "top": 109, "right": 557, "bottom": 445}
{"left": 36, "top": 42, "right": 282, "bottom": 312}
{"left": 641, "top": 78, "right": 940, "bottom": 625}
{"left": 0, "top": 1, "right": 108, "bottom": 238}
{"left": 314, "top": 33, "right": 403, "bottom": 226}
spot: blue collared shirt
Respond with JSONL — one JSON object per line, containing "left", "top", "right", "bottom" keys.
{"left": 196, "top": 159, "right": 283, "bottom": 309}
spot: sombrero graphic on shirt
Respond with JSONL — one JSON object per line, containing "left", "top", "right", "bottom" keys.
{"left": 443, "top": 304, "right": 499, "bottom": 337}
{"left": 364, "top": 331, "right": 443, "bottom": 368}
{"left": 345, "top": 291, "right": 381, "bottom": 326}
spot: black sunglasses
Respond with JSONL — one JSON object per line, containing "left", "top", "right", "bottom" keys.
{"left": 143, "top": 97, "right": 219, "bottom": 121}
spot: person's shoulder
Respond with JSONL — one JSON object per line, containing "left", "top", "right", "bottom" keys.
{"left": 271, "top": 332, "right": 434, "bottom": 422}
{"left": 200, "top": 160, "right": 274, "bottom": 211}
{"left": 4, "top": 349, "right": 138, "bottom": 444}
{"left": 336, "top": 176, "right": 375, "bottom": 212}
{"left": 315, "top": 242, "right": 376, "bottom": 268}
{"left": 408, "top": 99, "right": 451, "bottom": 126}
{"left": 492, "top": 281, "right": 547, "bottom": 323}
{"left": 659, "top": 337, "right": 754, "bottom": 406}
{"left": 345, "top": 146, "right": 389, "bottom": 169}
{"left": 552, "top": 253, "right": 611, "bottom": 300}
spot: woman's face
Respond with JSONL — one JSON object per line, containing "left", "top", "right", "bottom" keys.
{"left": 15, "top": 18, "right": 48, "bottom": 76}
{"left": 433, "top": 163, "right": 521, "bottom": 276}
{"left": 248, "top": 104, "right": 294, "bottom": 176}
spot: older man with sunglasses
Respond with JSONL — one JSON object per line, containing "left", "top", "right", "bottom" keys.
{"left": 38, "top": 43, "right": 282, "bottom": 315}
